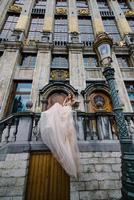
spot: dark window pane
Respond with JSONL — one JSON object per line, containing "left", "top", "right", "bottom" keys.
{"left": 28, "top": 15, "right": 44, "bottom": 40}
{"left": 20, "top": 54, "right": 37, "bottom": 68}
{"left": 54, "top": 16, "right": 68, "bottom": 42}
{"left": 56, "top": 0, "right": 67, "bottom": 7}
{"left": 12, "top": 83, "right": 32, "bottom": 113}
{"left": 127, "top": 18, "right": 134, "bottom": 32}
{"left": 34, "top": 0, "right": 46, "bottom": 9}
{"left": 0, "top": 14, "right": 19, "bottom": 39}
{"left": 97, "top": 0, "right": 110, "bottom": 11}
{"left": 103, "top": 18, "right": 121, "bottom": 41}
{"left": 118, "top": 0, "right": 129, "bottom": 11}
{"left": 76, "top": 0, "right": 88, "bottom": 8}
{"left": 52, "top": 55, "right": 68, "bottom": 68}
{"left": 84, "top": 56, "right": 97, "bottom": 68}
{"left": 117, "top": 56, "right": 132, "bottom": 68}
{"left": 125, "top": 82, "right": 134, "bottom": 111}
{"left": 78, "top": 17, "right": 94, "bottom": 42}
{"left": 14, "top": 0, "right": 25, "bottom": 5}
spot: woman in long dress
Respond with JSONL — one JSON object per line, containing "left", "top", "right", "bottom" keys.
{"left": 40, "top": 93, "right": 80, "bottom": 178}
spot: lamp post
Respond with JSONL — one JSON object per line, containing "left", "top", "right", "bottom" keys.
{"left": 93, "top": 32, "right": 134, "bottom": 200}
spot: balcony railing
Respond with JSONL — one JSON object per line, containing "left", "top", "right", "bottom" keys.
{"left": 0, "top": 111, "right": 134, "bottom": 147}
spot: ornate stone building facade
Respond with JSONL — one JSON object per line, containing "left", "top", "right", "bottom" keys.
{"left": 0, "top": 0, "right": 134, "bottom": 199}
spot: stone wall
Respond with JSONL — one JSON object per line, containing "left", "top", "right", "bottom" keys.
{"left": 0, "top": 151, "right": 121, "bottom": 200}
{"left": 0, "top": 153, "right": 29, "bottom": 200}
{"left": 71, "top": 152, "right": 121, "bottom": 200}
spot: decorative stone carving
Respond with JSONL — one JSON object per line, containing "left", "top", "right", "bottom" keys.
{"left": 124, "top": 10, "right": 134, "bottom": 17}
{"left": 23, "top": 39, "right": 37, "bottom": 46}
{"left": 55, "top": 8, "right": 67, "bottom": 15}
{"left": 50, "top": 70, "right": 69, "bottom": 80}
{"left": 8, "top": 4, "right": 22, "bottom": 13}
{"left": 88, "top": 92, "right": 112, "bottom": 112}
{"left": 69, "top": 32, "right": 80, "bottom": 43}
{"left": 78, "top": 9, "right": 90, "bottom": 16}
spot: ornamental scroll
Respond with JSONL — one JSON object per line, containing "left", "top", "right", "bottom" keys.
{"left": 78, "top": 9, "right": 90, "bottom": 16}
{"left": 8, "top": 4, "right": 22, "bottom": 13}
{"left": 55, "top": 8, "right": 67, "bottom": 15}
{"left": 50, "top": 70, "right": 69, "bottom": 80}
{"left": 124, "top": 10, "right": 134, "bottom": 17}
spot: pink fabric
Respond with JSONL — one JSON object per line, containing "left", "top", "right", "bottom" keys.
{"left": 40, "top": 103, "right": 80, "bottom": 178}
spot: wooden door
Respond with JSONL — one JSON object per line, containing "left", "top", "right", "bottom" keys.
{"left": 25, "top": 152, "right": 70, "bottom": 200}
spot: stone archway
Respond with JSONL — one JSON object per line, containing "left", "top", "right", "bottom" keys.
{"left": 39, "top": 82, "right": 78, "bottom": 111}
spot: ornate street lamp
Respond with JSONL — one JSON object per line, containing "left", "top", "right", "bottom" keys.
{"left": 93, "top": 32, "right": 134, "bottom": 200}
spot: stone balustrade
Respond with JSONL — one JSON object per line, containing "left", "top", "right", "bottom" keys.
{"left": 0, "top": 111, "right": 134, "bottom": 147}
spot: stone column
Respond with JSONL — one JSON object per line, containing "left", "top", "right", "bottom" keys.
{"left": 68, "top": 0, "right": 79, "bottom": 33}
{"left": 127, "top": 0, "right": 134, "bottom": 10}
{"left": 69, "top": 47, "right": 86, "bottom": 111}
{"left": 109, "top": 0, "right": 132, "bottom": 38}
{"left": 15, "top": 0, "right": 35, "bottom": 34}
{"left": 0, "top": 0, "right": 14, "bottom": 30}
{"left": 0, "top": 49, "right": 20, "bottom": 119}
{"left": 111, "top": 52, "right": 133, "bottom": 112}
{"left": 43, "top": 0, "right": 55, "bottom": 32}
{"left": 31, "top": 49, "right": 51, "bottom": 111}
{"left": 88, "top": 0, "right": 105, "bottom": 36}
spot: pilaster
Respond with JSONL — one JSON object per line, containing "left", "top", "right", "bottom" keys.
{"left": 69, "top": 47, "right": 86, "bottom": 111}
{"left": 0, "top": 49, "right": 19, "bottom": 119}
{"left": 68, "top": 0, "right": 79, "bottom": 33}
{"left": 127, "top": 0, "right": 134, "bottom": 10}
{"left": 0, "top": 0, "right": 14, "bottom": 30}
{"left": 88, "top": 0, "right": 105, "bottom": 36}
{"left": 15, "top": 0, "right": 35, "bottom": 34}
{"left": 109, "top": 0, "right": 132, "bottom": 38}
{"left": 31, "top": 50, "right": 51, "bottom": 111}
{"left": 111, "top": 52, "right": 133, "bottom": 112}
{"left": 43, "top": 0, "right": 56, "bottom": 32}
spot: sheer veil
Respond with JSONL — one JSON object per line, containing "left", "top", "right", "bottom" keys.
{"left": 40, "top": 99, "right": 80, "bottom": 178}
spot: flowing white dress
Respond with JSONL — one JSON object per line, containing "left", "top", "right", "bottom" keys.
{"left": 40, "top": 102, "right": 80, "bottom": 178}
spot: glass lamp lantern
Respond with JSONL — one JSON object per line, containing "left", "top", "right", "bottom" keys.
{"left": 93, "top": 32, "right": 113, "bottom": 67}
